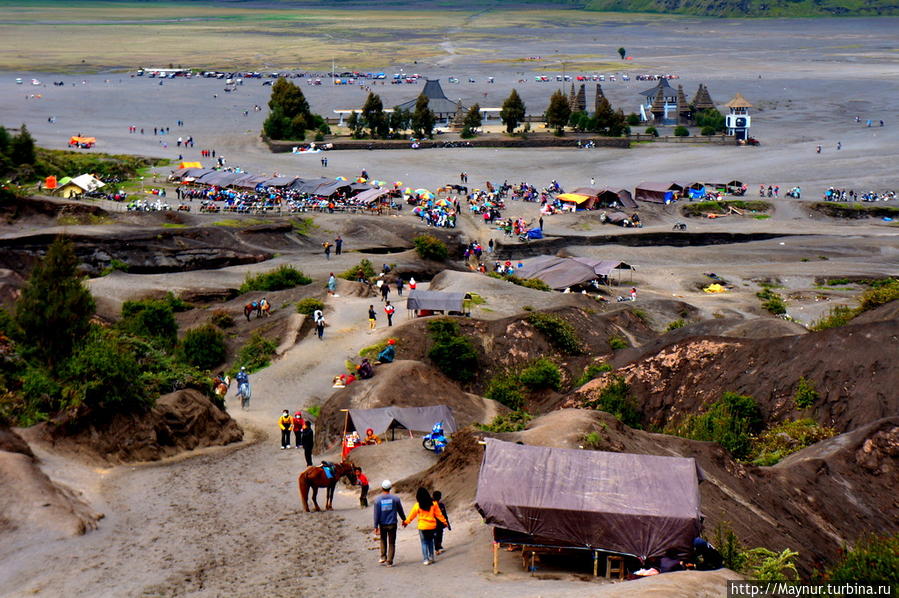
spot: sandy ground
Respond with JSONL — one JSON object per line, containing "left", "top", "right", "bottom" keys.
{"left": 1, "top": 13, "right": 898, "bottom": 598}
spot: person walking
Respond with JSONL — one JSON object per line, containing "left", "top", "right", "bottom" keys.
{"left": 380, "top": 281, "right": 390, "bottom": 302}
{"left": 432, "top": 490, "right": 451, "bottom": 555}
{"left": 374, "top": 480, "right": 405, "bottom": 567}
{"left": 368, "top": 304, "right": 377, "bottom": 331}
{"left": 354, "top": 467, "right": 370, "bottom": 508}
{"left": 300, "top": 421, "right": 314, "bottom": 466}
{"left": 402, "top": 487, "right": 447, "bottom": 565}
{"left": 334, "top": 235, "right": 343, "bottom": 255}
{"left": 323, "top": 241, "right": 332, "bottom": 260}
{"left": 395, "top": 278, "right": 403, "bottom": 296}
{"left": 278, "top": 410, "right": 292, "bottom": 449}
{"left": 327, "top": 272, "right": 337, "bottom": 297}
{"left": 292, "top": 411, "right": 305, "bottom": 449}
{"left": 538, "top": 216, "right": 544, "bottom": 231}
{"left": 313, "top": 308, "right": 325, "bottom": 340}
{"left": 384, "top": 301, "right": 395, "bottom": 327}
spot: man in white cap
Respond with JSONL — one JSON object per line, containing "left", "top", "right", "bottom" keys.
{"left": 373, "top": 480, "right": 405, "bottom": 567}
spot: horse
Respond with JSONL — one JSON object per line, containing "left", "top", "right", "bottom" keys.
{"left": 244, "top": 301, "right": 259, "bottom": 321}
{"left": 298, "top": 461, "right": 357, "bottom": 512}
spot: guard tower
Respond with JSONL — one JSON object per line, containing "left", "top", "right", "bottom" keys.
{"left": 725, "top": 93, "right": 752, "bottom": 141}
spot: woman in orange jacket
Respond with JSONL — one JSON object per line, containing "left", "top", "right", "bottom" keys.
{"left": 402, "top": 487, "right": 447, "bottom": 565}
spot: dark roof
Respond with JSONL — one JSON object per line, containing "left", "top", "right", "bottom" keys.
{"left": 639, "top": 78, "right": 675, "bottom": 99}
{"left": 406, "top": 290, "right": 467, "bottom": 312}
{"left": 475, "top": 438, "right": 703, "bottom": 559}
{"left": 348, "top": 405, "right": 457, "bottom": 437}
{"left": 395, "top": 79, "right": 463, "bottom": 115}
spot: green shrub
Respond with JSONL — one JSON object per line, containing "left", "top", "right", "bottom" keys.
{"left": 583, "top": 375, "right": 642, "bottom": 428}
{"left": 61, "top": 326, "right": 152, "bottom": 412}
{"left": 672, "top": 391, "right": 762, "bottom": 459}
{"left": 100, "top": 258, "right": 130, "bottom": 276}
{"left": 700, "top": 125, "right": 716, "bottom": 136}
{"left": 485, "top": 372, "right": 525, "bottom": 410}
{"left": 665, "top": 319, "right": 686, "bottom": 331}
{"left": 305, "top": 405, "right": 321, "bottom": 419}
{"left": 630, "top": 308, "right": 650, "bottom": 324}
{"left": 210, "top": 309, "right": 235, "bottom": 329}
{"left": 18, "top": 366, "right": 62, "bottom": 425}
{"left": 645, "top": 126, "right": 659, "bottom": 137}
{"left": 673, "top": 125, "right": 689, "bottom": 137}
{"left": 520, "top": 278, "right": 551, "bottom": 291}
{"left": 119, "top": 298, "right": 178, "bottom": 349}
{"left": 239, "top": 265, "right": 311, "bottom": 293}
{"left": 526, "top": 312, "right": 583, "bottom": 355}
{"left": 748, "top": 419, "right": 836, "bottom": 466}
{"left": 608, "top": 335, "right": 629, "bottom": 350}
{"left": 178, "top": 324, "right": 227, "bottom": 371}
{"left": 858, "top": 278, "right": 899, "bottom": 311}
{"left": 743, "top": 548, "right": 799, "bottom": 581}
{"left": 811, "top": 305, "right": 856, "bottom": 330}
{"left": 296, "top": 297, "right": 325, "bottom": 315}
{"left": 582, "top": 430, "right": 603, "bottom": 449}
{"left": 427, "top": 318, "right": 460, "bottom": 339}
{"left": 413, "top": 234, "right": 449, "bottom": 261}
{"left": 231, "top": 332, "right": 278, "bottom": 373}
{"left": 519, "top": 357, "right": 562, "bottom": 391}
{"left": 163, "top": 291, "right": 193, "bottom": 312}
{"left": 478, "top": 410, "right": 532, "bottom": 433}
{"left": 428, "top": 335, "right": 478, "bottom": 383}
{"left": 575, "top": 362, "right": 613, "bottom": 387}
{"left": 359, "top": 338, "right": 398, "bottom": 360}
{"left": 756, "top": 288, "right": 787, "bottom": 315}
{"left": 713, "top": 522, "right": 748, "bottom": 573}
{"left": 793, "top": 376, "right": 819, "bottom": 409}
{"left": 827, "top": 534, "right": 899, "bottom": 589}
{"left": 338, "top": 259, "right": 376, "bottom": 281}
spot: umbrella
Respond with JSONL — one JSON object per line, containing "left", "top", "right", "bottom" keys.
{"left": 435, "top": 198, "right": 450, "bottom": 207}
{"left": 335, "top": 176, "right": 347, "bottom": 181}
{"left": 356, "top": 177, "right": 367, "bottom": 183}
{"left": 394, "top": 181, "right": 403, "bottom": 188}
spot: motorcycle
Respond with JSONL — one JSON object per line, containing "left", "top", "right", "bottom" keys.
{"left": 422, "top": 422, "right": 448, "bottom": 454}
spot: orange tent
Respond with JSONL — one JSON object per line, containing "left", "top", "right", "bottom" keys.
{"left": 179, "top": 161, "right": 202, "bottom": 169}
{"left": 69, "top": 136, "right": 96, "bottom": 146}
{"left": 44, "top": 175, "right": 57, "bottom": 189}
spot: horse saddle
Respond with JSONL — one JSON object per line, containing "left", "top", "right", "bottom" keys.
{"left": 321, "top": 463, "right": 335, "bottom": 479}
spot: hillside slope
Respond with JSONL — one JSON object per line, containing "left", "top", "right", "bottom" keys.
{"left": 585, "top": 0, "right": 899, "bottom": 17}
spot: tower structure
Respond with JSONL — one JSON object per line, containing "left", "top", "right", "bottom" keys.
{"left": 725, "top": 93, "right": 752, "bottom": 140}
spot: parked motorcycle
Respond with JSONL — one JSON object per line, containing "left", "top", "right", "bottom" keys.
{"left": 422, "top": 422, "right": 448, "bottom": 454}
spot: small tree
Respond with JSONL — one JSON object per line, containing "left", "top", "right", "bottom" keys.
{"left": 178, "top": 324, "right": 226, "bottom": 371}
{"left": 695, "top": 108, "right": 726, "bottom": 133}
{"left": 361, "top": 92, "right": 386, "bottom": 139}
{"left": 389, "top": 107, "right": 412, "bottom": 137}
{"left": 10, "top": 124, "right": 36, "bottom": 166}
{"left": 411, "top": 95, "right": 436, "bottom": 139}
{"left": 500, "top": 89, "right": 526, "bottom": 134}
{"left": 673, "top": 125, "right": 690, "bottom": 137}
{"left": 626, "top": 113, "right": 641, "bottom": 126}
{"left": 413, "top": 234, "right": 448, "bottom": 261}
{"left": 461, "top": 103, "right": 482, "bottom": 138}
{"left": 346, "top": 111, "right": 365, "bottom": 139}
{"left": 15, "top": 237, "right": 95, "bottom": 369}
{"left": 544, "top": 90, "right": 571, "bottom": 135}
{"left": 618, "top": 47, "right": 626, "bottom": 59}
{"left": 701, "top": 125, "right": 716, "bottom": 136}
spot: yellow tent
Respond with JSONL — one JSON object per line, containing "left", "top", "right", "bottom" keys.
{"left": 179, "top": 161, "right": 202, "bottom": 169}
{"left": 703, "top": 283, "right": 726, "bottom": 293}
{"left": 557, "top": 193, "right": 591, "bottom": 205}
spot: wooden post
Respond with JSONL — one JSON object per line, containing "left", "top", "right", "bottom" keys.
{"left": 593, "top": 550, "right": 599, "bottom": 577}
{"left": 493, "top": 542, "right": 500, "bottom": 575}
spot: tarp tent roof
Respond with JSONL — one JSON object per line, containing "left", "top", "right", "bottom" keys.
{"left": 348, "top": 405, "right": 457, "bottom": 437}
{"left": 179, "top": 161, "right": 202, "bottom": 169}
{"left": 406, "top": 290, "right": 467, "bottom": 312}
{"left": 69, "top": 174, "right": 104, "bottom": 191}
{"left": 570, "top": 257, "right": 633, "bottom": 277}
{"left": 259, "top": 176, "right": 297, "bottom": 188}
{"left": 557, "top": 193, "right": 591, "bottom": 205}
{"left": 395, "top": 79, "right": 462, "bottom": 116}
{"left": 635, "top": 182, "right": 683, "bottom": 204}
{"left": 289, "top": 177, "right": 331, "bottom": 194}
{"left": 197, "top": 171, "right": 242, "bottom": 187}
{"left": 313, "top": 180, "right": 351, "bottom": 197}
{"left": 233, "top": 174, "right": 271, "bottom": 189}
{"left": 354, "top": 188, "right": 391, "bottom": 204}
{"left": 515, "top": 255, "right": 566, "bottom": 280}
{"left": 475, "top": 439, "right": 703, "bottom": 559}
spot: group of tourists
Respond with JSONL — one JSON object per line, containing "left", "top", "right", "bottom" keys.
{"left": 277, "top": 410, "right": 314, "bottom": 465}
{"left": 822, "top": 187, "right": 896, "bottom": 202}
{"left": 374, "top": 482, "right": 451, "bottom": 567}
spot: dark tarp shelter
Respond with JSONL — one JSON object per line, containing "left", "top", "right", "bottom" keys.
{"left": 289, "top": 177, "right": 332, "bottom": 194}
{"left": 634, "top": 182, "right": 684, "bottom": 204}
{"left": 232, "top": 174, "right": 270, "bottom": 189}
{"left": 570, "top": 257, "right": 634, "bottom": 278}
{"left": 354, "top": 188, "right": 392, "bottom": 205}
{"left": 347, "top": 405, "right": 457, "bottom": 438}
{"left": 172, "top": 167, "right": 214, "bottom": 181}
{"left": 475, "top": 439, "right": 703, "bottom": 560}
{"left": 197, "top": 171, "right": 242, "bottom": 187}
{"left": 259, "top": 176, "right": 297, "bottom": 188}
{"left": 518, "top": 256, "right": 634, "bottom": 290}
{"left": 570, "top": 187, "right": 636, "bottom": 210}
{"left": 406, "top": 290, "right": 468, "bottom": 314}
{"left": 613, "top": 188, "right": 637, "bottom": 210}
{"left": 312, "top": 180, "right": 352, "bottom": 197}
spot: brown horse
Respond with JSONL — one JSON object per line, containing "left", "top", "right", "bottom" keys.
{"left": 298, "top": 461, "right": 356, "bottom": 512}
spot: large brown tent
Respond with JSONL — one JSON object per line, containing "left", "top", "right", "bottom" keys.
{"left": 634, "top": 182, "right": 684, "bottom": 204}
{"left": 475, "top": 439, "right": 703, "bottom": 560}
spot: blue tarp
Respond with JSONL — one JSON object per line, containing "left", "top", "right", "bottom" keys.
{"left": 688, "top": 187, "right": 705, "bottom": 199}
{"left": 526, "top": 228, "right": 544, "bottom": 240}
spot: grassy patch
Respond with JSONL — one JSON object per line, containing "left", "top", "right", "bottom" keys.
{"left": 812, "top": 202, "right": 899, "bottom": 219}
{"left": 296, "top": 297, "right": 325, "bottom": 315}
{"left": 338, "top": 259, "right": 376, "bottom": 281}
{"left": 230, "top": 332, "right": 278, "bottom": 374}
{"left": 359, "top": 338, "right": 398, "bottom": 360}
{"left": 426, "top": 318, "right": 478, "bottom": 383}
{"left": 748, "top": 419, "right": 836, "bottom": 466}
{"left": 100, "top": 259, "right": 130, "bottom": 277}
{"left": 485, "top": 371, "right": 525, "bottom": 410}
{"left": 486, "top": 272, "right": 552, "bottom": 292}
{"left": 468, "top": 293, "right": 486, "bottom": 305}
{"left": 683, "top": 200, "right": 771, "bottom": 217}
{"left": 665, "top": 319, "right": 686, "bottom": 331}
{"left": 811, "top": 278, "right": 898, "bottom": 330}
{"left": 582, "top": 375, "right": 641, "bottom": 428}
{"left": 669, "top": 391, "right": 762, "bottom": 459}
{"left": 575, "top": 362, "right": 612, "bottom": 387}
{"left": 291, "top": 216, "right": 318, "bottom": 236}
{"left": 526, "top": 312, "right": 583, "bottom": 354}
{"left": 756, "top": 288, "right": 787, "bottom": 315}
{"left": 477, "top": 410, "right": 532, "bottom": 433}
{"left": 518, "top": 357, "right": 563, "bottom": 391}
{"left": 213, "top": 218, "right": 266, "bottom": 227}
{"left": 608, "top": 335, "right": 629, "bottom": 350}
{"left": 239, "top": 265, "right": 311, "bottom": 293}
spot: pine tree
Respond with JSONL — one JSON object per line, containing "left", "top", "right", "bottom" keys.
{"left": 361, "top": 92, "right": 385, "bottom": 139}
{"left": 0, "top": 125, "right": 11, "bottom": 156}
{"left": 389, "top": 108, "right": 412, "bottom": 136}
{"left": 500, "top": 89, "right": 526, "bottom": 134}
{"left": 411, "top": 95, "right": 436, "bottom": 139}
{"left": 545, "top": 90, "right": 571, "bottom": 135}
{"left": 461, "top": 103, "right": 482, "bottom": 138}
{"left": 15, "top": 237, "right": 95, "bottom": 369}
{"left": 10, "top": 124, "right": 36, "bottom": 166}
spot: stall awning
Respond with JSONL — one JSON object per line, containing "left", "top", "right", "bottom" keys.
{"left": 557, "top": 193, "right": 591, "bottom": 205}
{"left": 348, "top": 406, "right": 457, "bottom": 437}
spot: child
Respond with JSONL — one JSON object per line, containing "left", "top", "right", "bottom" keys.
{"left": 432, "top": 490, "right": 451, "bottom": 554}
{"left": 354, "top": 467, "right": 370, "bottom": 508}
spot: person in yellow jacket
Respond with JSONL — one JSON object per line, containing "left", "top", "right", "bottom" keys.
{"left": 278, "top": 409, "right": 292, "bottom": 449}
{"left": 402, "top": 487, "right": 447, "bottom": 565}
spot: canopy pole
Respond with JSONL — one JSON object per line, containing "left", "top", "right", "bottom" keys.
{"left": 340, "top": 409, "right": 349, "bottom": 442}
{"left": 493, "top": 542, "right": 500, "bottom": 575}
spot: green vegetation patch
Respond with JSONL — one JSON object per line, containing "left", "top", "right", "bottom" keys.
{"left": 827, "top": 533, "right": 899, "bottom": 589}
{"left": 670, "top": 391, "right": 762, "bottom": 459}
{"left": 583, "top": 375, "right": 642, "bottom": 428}
{"left": 296, "top": 297, "right": 325, "bottom": 315}
{"left": 683, "top": 200, "right": 771, "bottom": 217}
{"left": 486, "top": 272, "right": 551, "bottom": 291}
{"left": 747, "top": 419, "right": 836, "bottom": 466}
{"left": 239, "top": 265, "right": 311, "bottom": 293}
{"left": 412, "top": 234, "right": 449, "bottom": 261}
{"left": 518, "top": 357, "right": 563, "bottom": 391}
{"left": 813, "top": 202, "right": 899, "bottom": 219}
{"left": 230, "top": 332, "right": 278, "bottom": 374}
{"left": 426, "top": 318, "right": 478, "bottom": 383}
{"left": 811, "top": 278, "right": 898, "bottom": 330}
{"left": 477, "top": 410, "right": 533, "bottom": 433}
{"left": 575, "top": 362, "right": 613, "bottom": 387}
{"left": 756, "top": 288, "right": 787, "bottom": 315}
{"left": 526, "top": 312, "right": 583, "bottom": 354}
{"left": 338, "top": 258, "right": 376, "bottom": 281}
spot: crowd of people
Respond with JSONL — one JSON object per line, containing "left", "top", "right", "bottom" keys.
{"left": 822, "top": 187, "right": 896, "bottom": 202}
{"left": 374, "top": 482, "right": 451, "bottom": 567}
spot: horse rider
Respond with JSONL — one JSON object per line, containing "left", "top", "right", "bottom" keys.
{"left": 236, "top": 367, "right": 251, "bottom": 409}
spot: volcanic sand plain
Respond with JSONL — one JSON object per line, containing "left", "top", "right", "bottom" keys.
{"left": 1, "top": 6, "right": 898, "bottom": 598}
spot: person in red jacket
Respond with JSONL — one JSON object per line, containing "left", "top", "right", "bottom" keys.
{"left": 354, "top": 467, "right": 370, "bottom": 508}
{"left": 292, "top": 411, "right": 305, "bottom": 449}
